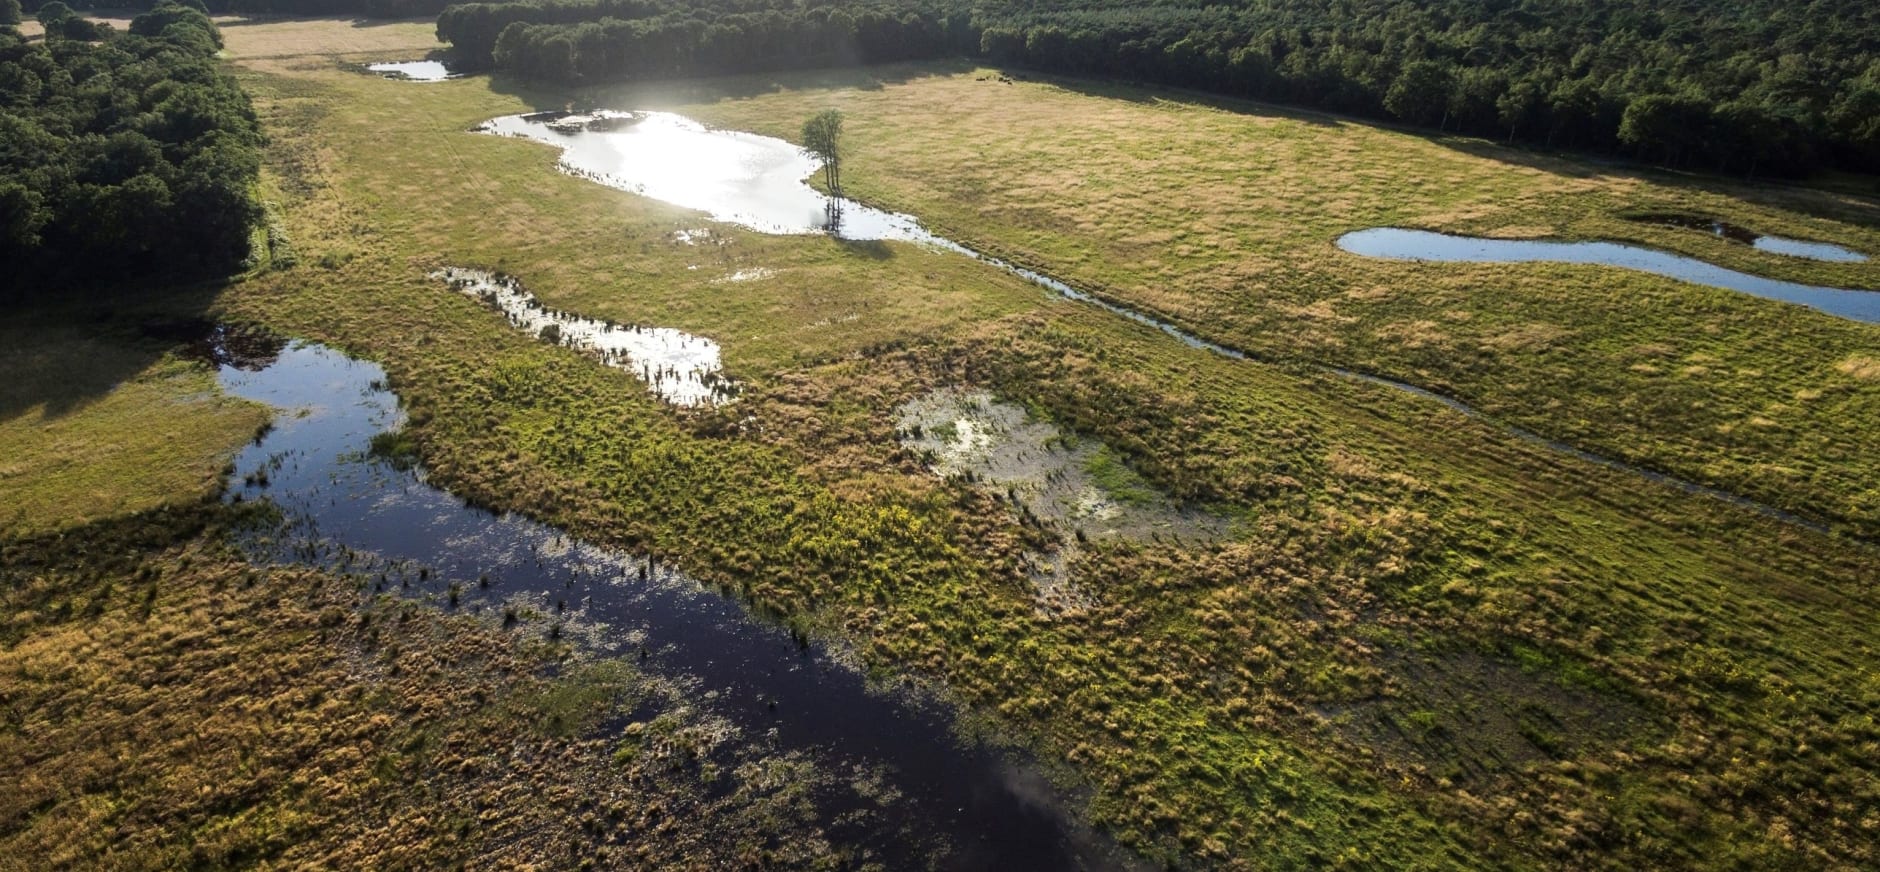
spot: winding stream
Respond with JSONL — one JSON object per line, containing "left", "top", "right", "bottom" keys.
{"left": 1626, "top": 213, "right": 1870, "bottom": 263}
{"left": 1337, "top": 228, "right": 1879, "bottom": 322}
{"left": 474, "top": 109, "right": 1845, "bottom": 530}
{"left": 216, "top": 339, "right": 1133, "bottom": 871}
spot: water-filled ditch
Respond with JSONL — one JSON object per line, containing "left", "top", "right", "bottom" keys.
{"left": 214, "top": 336, "right": 1134, "bottom": 871}
{"left": 1336, "top": 228, "right": 1879, "bottom": 322}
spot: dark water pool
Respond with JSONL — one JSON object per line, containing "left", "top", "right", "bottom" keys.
{"left": 217, "top": 339, "right": 1137, "bottom": 871}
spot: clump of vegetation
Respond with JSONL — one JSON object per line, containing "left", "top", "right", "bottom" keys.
{"left": 0, "top": 4, "right": 263, "bottom": 293}
{"left": 368, "top": 428, "right": 422, "bottom": 470}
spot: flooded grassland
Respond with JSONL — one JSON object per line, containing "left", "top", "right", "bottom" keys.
{"left": 43, "top": 20, "right": 1873, "bottom": 871}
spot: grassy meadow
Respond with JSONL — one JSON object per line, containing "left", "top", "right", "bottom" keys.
{"left": 667, "top": 70, "right": 1880, "bottom": 538}
{"left": 2, "top": 16, "right": 1877, "bottom": 870}
{"left": 0, "top": 294, "right": 270, "bottom": 537}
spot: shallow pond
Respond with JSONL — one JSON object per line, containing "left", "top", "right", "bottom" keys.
{"left": 438, "top": 267, "right": 739, "bottom": 406}
{"left": 366, "top": 60, "right": 458, "bottom": 82}
{"left": 479, "top": 111, "right": 935, "bottom": 239}
{"left": 216, "top": 339, "right": 1135, "bottom": 871}
{"left": 896, "top": 388, "right": 1227, "bottom": 616}
{"left": 1337, "top": 228, "right": 1879, "bottom": 323}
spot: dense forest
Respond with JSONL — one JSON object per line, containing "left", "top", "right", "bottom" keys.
{"left": 0, "top": 3, "right": 262, "bottom": 292}
{"left": 436, "top": 0, "right": 1880, "bottom": 178}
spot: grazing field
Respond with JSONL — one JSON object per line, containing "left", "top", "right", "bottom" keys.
{"left": 3, "top": 15, "right": 1877, "bottom": 871}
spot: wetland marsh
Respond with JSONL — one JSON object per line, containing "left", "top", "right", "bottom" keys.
{"left": 215, "top": 334, "right": 1127, "bottom": 870}
{"left": 6, "top": 15, "right": 1879, "bottom": 872}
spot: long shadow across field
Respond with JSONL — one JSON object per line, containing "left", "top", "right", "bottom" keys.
{"left": 0, "top": 283, "right": 228, "bottom": 421}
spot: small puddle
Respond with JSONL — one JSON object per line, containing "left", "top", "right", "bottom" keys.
{"left": 474, "top": 109, "right": 1838, "bottom": 533}
{"left": 1336, "top": 228, "right": 1879, "bottom": 322}
{"left": 437, "top": 267, "right": 739, "bottom": 406}
{"left": 213, "top": 337, "right": 1138, "bottom": 871}
{"left": 896, "top": 389, "right": 1220, "bottom": 542}
{"left": 1627, "top": 213, "right": 1870, "bottom": 263}
{"left": 365, "top": 60, "right": 459, "bottom": 82}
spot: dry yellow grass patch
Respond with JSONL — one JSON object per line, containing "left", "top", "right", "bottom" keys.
{"left": 1479, "top": 322, "right": 1572, "bottom": 352}
{"left": 217, "top": 15, "right": 443, "bottom": 67}
{"left": 1836, "top": 354, "right": 1880, "bottom": 379}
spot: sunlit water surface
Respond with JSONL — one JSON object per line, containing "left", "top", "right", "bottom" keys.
{"left": 366, "top": 60, "right": 458, "bottom": 81}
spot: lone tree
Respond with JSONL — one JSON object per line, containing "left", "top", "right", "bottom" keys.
{"left": 36, "top": 1, "right": 72, "bottom": 28}
{"left": 801, "top": 109, "right": 844, "bottom": 195}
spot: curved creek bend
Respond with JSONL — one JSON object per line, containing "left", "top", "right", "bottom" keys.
{"left": 1337, "top": 228, "right": 1879, "bottom": 322}
{"left": 473, "top": 109, "right": 1852, "bottom": 530}
{"left": 217, "top": 340, "right": 1134, "bottom": 871}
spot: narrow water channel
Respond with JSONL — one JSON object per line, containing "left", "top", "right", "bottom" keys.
{"left": 216, "top": 339, "right": 1135, "bottom": 871}
{"left": 1336, "top": 228, "right": 1879, "bottom": 322}
{"left": 474, "top": 109, "right": 1844, "bottom": 531}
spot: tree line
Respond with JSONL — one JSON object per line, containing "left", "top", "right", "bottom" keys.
{"left": 1, "top": 2, "right": 263, "bottom": 293}
{"left": 435, "top": 0, "right": 1880, "bottom": 178}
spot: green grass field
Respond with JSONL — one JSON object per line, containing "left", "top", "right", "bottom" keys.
{"left": 3, "top": 17, "right": 1877, "bottom": 870}
{"left": 666, "top": 68, "right": 1880, "bottom": 538}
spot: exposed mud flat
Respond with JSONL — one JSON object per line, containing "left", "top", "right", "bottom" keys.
{"left": 896, "top": 388, "right": 1225, "bottom": 614}
{"left": 436, "top": 267, "right": 739, "bottom": 406}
